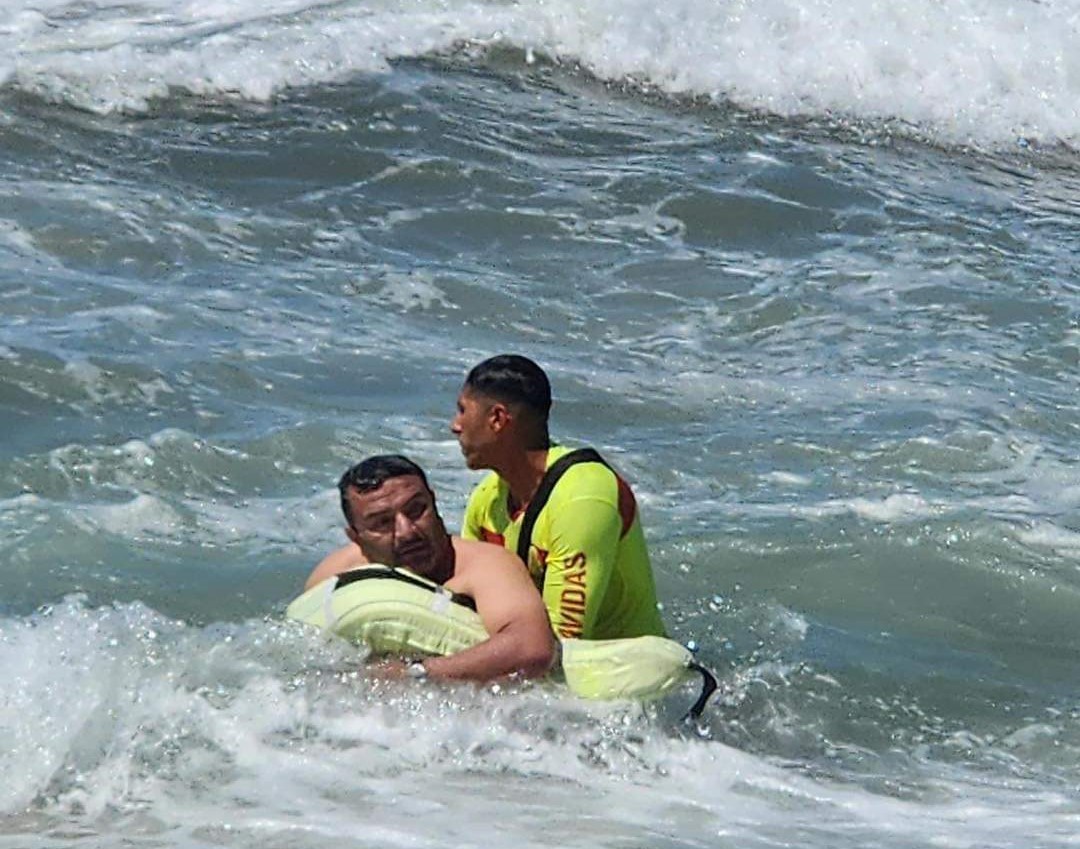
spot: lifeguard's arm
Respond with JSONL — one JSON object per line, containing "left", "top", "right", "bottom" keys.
{"left": 304, "top": 542, "right": 367, "bottom": 590}
{"left": 420, "top": 540, "right": 555, "bottom": 682}
{"left": 541, "top": 497, "right": 621, "bottom": 639}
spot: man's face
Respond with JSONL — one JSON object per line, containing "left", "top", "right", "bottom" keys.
{"left": 450, "top": 388, "right": 498, "bottom": 470}
{"left": 344, "top": 475, "right": 449, "bottom": 578}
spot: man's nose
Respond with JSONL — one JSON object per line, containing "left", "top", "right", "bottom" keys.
{"left": 395, "top": 510, "right": 419, "bottom": 538}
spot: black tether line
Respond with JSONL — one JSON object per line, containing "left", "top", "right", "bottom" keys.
{"left": 683, "top": 661, "right": 719, "bottom": 722}
{"left": 334, "top": 564, "right": 477, "bottom": 612}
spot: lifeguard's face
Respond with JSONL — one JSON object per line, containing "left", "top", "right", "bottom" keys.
{"left": 344, "top": 475, "right": 450, "bottom": 579}
{"left": 450, "top": 388, "right": 501, "bottom": 470}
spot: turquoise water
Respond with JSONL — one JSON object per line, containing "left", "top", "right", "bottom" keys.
{"left": 2, "top": 2, "right": 1080, "bottom": 846}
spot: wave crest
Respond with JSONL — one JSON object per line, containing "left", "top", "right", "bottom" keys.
{"left": 4, "top": 0, "right": 1079, "bottom": 147}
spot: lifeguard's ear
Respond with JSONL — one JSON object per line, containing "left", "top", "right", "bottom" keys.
{"left": 345, "top": 524, "right": 361, "bottom": 545}
{"left": 488, "top": 401, "right": 511, "bottom": 432}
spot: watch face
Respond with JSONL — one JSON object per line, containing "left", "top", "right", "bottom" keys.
{"left": 407, "top": 661, "right": 428, "bottom": 679}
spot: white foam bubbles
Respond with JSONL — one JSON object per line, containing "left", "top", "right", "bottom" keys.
{"left": 60, "top": 358, "right": 174, "bottom": 407}
{"left": 849, "top": 491, "right": 934, "bottom": 522}
{"left": 794, "top": 491, "right": 938, "bottom": 523}
{"left": 545, "top": 0, "right": 1080, "bottom": 147}
{"left": 5, "top": 0, "right": 497, "bottom": 112}
{"left": 0, "top": 595, "right": 175, "bottom": 812}
{"left": 1017, "top": 521, "right": 1080, "bottom": 553}
{"left": 73, "top": 492, "right": 184, "bottom": 538}
{"left": 5, "top": 0, "right": 1078, "bottom": 147}
{"left": 4, "top": 597, "right": 1080, "bottom": 848}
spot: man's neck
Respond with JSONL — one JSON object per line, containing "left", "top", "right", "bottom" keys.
{"left": 430, "top": 537, "right": 456, "bottom": 585}
{"left": 500, "top": 446, "right": 551, "bottom": 514}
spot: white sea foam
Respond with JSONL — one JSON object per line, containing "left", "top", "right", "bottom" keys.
{"left": 1017, "top": 520, "right": 1080, "bottom": 552}
{"left": 3, "top": 598, "right": 1077, "bottom": 848}
{"left": 183, "top": 490, "right": 335, "bottom": 549}
{"left": 792, "top": 491, "right": 938, "bottom": 522}
{"left": 369, "top": 269, "right": 457, "bottom": 312}
{"left": 848, "top": 491, "right": 934, "bottom": 522}
{"left": 0, "top": 219, "right": 40, "bottom": 257}
{"left": 73, "top": 492, "right": 185, "bottom": 538}
{"left": 762, "top": 470, "right": 812, "bottom": 487}
{"left": 2, "top": 0, "right": 1078, "bottom": 148}
{"left": 58, "top": 358, "right": 174, "bottom": 407}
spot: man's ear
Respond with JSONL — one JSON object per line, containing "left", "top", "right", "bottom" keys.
{"left": 345, "top": 524, "right": 361, "bottom": 546}
{"left": 489, "top": 401, "right": 511, "bottom": 433}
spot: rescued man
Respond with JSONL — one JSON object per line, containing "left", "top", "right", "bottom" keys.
{"left": 306, "top": 453, "right": 555, "bottom": 683}
{"left": 451, "top": 354, "right": 667, "bottom": 641}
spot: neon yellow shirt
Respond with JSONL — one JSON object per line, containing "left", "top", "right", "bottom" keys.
{"left": 461, "top": 445, "right": 666, "bottom": 640}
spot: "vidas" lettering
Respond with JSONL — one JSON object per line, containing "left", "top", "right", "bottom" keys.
{"left": 557, "top": 552, "right": 587, "bottom": 638}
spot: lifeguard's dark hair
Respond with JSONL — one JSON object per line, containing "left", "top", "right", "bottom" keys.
{"left": 338, "top": 454, "right": 432, "bottom": 526}
{"left": 464, "top": 354, "right": 552, "bottom": 421}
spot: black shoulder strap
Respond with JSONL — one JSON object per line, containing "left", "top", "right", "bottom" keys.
{"left": 334, "top": 564, "right": 477, "bottom": 611}
{"left": 516, "top": 448, "right": 608, "bottom": 563}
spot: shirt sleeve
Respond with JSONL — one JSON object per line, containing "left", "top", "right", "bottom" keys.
{"left": 539, "top": 496, "right": 621, "bottom": 639}
{"left": 460, "top": 486, "right": 483, "bottom": 541}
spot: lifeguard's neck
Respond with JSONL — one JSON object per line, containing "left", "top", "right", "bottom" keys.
{"left": 496, "top": 445, "right": 551, "bottom": 513}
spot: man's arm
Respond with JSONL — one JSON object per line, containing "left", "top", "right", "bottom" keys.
{"left": 304, "top": 542, "right": 366, "bottom": 590}
{"left": 417, "top": 539, "right": 555, "bottom": 682}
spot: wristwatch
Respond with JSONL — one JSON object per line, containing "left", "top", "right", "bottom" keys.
{"left": 405, "top": 661, "right": 428, "bottom": 680}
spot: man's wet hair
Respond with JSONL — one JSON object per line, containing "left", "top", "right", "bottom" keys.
{"left": 338, "top": 454, "right": 432, "bottom": 526}
{"left": 464, "top": 354, "right": 552, "bottom": 421}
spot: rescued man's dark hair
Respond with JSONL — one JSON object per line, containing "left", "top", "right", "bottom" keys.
{"left": 338, "top": 454, "right": 432, "bottom": 526}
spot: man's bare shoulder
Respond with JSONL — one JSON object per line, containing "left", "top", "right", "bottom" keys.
{"left": 445, "top": 536, "right": 543, "bottom": 622}
{"left": 450, "top": 535, "right": 525, "bottom": 573}
{"left": 304, "top": 543, "right": 369, "bottom": 590}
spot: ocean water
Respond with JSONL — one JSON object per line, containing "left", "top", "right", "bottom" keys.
{"left": 2, "top": 0, "right": 1080, "bottom": 846}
